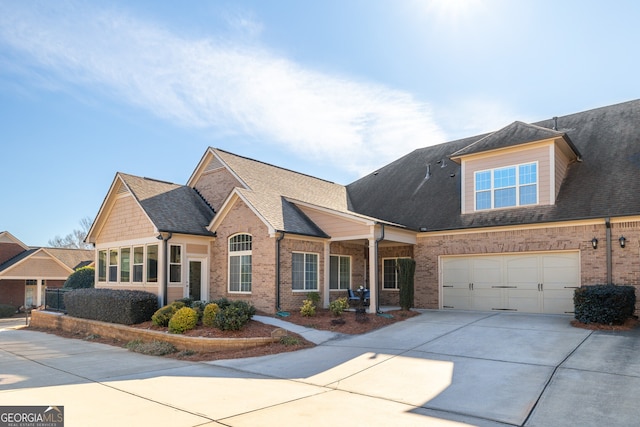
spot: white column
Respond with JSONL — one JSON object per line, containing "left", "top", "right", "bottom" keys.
{"left": 36, "top": 279, "right": 43, "bottom": 307}
{"left": 368, "top": 238, "right": 377, "bottom": 313}
{"left": 323, "top": 241, "right": 331, "bottom": 308}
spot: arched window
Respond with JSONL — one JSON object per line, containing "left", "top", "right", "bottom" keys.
{"left": 229, "top": 234, "right": 252, "bottom": 292}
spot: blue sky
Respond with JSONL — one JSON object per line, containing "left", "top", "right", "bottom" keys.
{"left": 1, "top": 0, "right": 639, "bottom": 246}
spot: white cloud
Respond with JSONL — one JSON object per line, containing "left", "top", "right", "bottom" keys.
{"left": 436, "top": 97, "right": 522, "bottom": 141}
{"left": 0, "top": 2, "right": 446, "bottom": 177}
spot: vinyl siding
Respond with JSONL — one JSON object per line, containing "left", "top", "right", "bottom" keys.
{"left": 96, "top": 194, "right": 155, "bottom": 244}
{"left": 463, "top": 144, "right": 551, "bottom": 213}
{"left": 296, "top": 206, "right": 370, "bottom": 239}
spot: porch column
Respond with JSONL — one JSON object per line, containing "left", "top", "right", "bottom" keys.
{"left": 368, "top": 238, "right": 378, "bottom": 313}
{"left": 323, "top": 241, "right": 330, "bottom": 308}
{"left": 36, "top": 278, "right": 43, "bottom": 307}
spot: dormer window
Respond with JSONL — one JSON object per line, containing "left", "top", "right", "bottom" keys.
{"left": 475, "top": 162, "right": 538, "bottom": 210}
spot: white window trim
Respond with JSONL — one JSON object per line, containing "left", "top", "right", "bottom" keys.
{"left": 169, "top": 244, "right": 183, "bottom": 284}
{"left": 228, "top": 234, "right": 252, "bottom": 294}
{"left": 329, "top": 254, "right": 351, "bottom": 291}
{"left": 292, "top": 251, "right": 319, "bottom": 292}
{"left": 120, "top": 247, "right": 131, "bottom": 283}
{"left": 108, "top": 249, "right": 118, "bottom": 283}
{"left": 474, "top": 161, "right": 539, "bottom": 211}
{"left": 98, "top": 250, "right": 107, "bottom": 283}
{"left": 98, "top": 245, "right": 161, "bottom": 285}
{"left": 132, "top": 246, "right": 145, "bottom": 283}
{"left": 382, "top": 257, "right": 411, "bottom": 290}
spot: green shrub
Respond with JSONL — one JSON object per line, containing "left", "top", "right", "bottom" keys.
{"left": 64, "top": 288, "right": 158, "bottom": 325}
{"left": 191, "top": 300, "right": 207, "bottom": 321}
{"left": 151, "top": 301, "right": 185, "bottom": 327}
{"left": 168, "top": 307, "right": 198, "bottom": 334}
{"left": 174, "top": 297, "right": 194, "bottom": 307}
{"left": 306, "top": 292, "right": 320, "bottom": 306}
{"left": 212, "top": 300, "right": 256, "bottom": 331}
{"left": 209, "top": 297, "right": 230, "bottom": 308}
{"left": 126, "top": 340, "right": 177, "bottom": 356}
{"left": 574, "top": 284, "right": 636, "bottom": 325}
{"left": 0, "top": 304, "right": 16, "bottom": 318}
{"left": 280, "top": 336, "right": 301, "bottom": 346}
{"left": 63, "top": 266, "right": 95, "bottom": 289}
{"left": 202, "top": 303, "right": 219, "bottom": 327}
{"left": 329, "top": 297, "right": 349, "bottom": 317}
{"left": 398, "top": 258, "right": 416, "bottom": 311}
{"left": 300, "top": 299, "right": 316, "bottom": 317}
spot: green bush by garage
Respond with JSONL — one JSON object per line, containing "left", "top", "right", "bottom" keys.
{"left": 574, "top": 284, "right": 636, "bottom": 325}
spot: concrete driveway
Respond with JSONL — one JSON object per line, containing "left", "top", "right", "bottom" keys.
{"left": 1, "top": 310, "right": 639, "bottom": 426}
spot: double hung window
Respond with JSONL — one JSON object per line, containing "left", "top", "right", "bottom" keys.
{"left": 229, "top": 234, "right": 252, "bottom": 292}
{"left": 169, "top": 245, "right": 182, "bottom": 283}
{"left": 120, "top": 248, "right": 130, "bottom": 282}
{"left": 475, "top": 162, "right": 538, "bottom": 210}
{"left": 108, "top": 250, "right": 118, "bottom": 282}
{"left": 329, "top": 255, "right": 351, "bottom": 290}
{"left": 292, "top": 252, "right": 318, "bottom": 291}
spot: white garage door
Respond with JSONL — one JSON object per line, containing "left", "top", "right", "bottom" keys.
{"left": 441, "top": 252, "right": 579, "bottom": 314}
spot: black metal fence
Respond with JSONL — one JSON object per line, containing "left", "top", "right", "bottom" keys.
{"left": 45, "top": 288, "right": 71, "bottom": 313}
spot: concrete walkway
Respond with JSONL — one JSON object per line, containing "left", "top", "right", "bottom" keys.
{"left": 2, "top": 310, "right": 640, "bottom": 426}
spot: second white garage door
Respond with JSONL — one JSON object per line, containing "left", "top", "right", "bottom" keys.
{"left": 441, "top": 252, "right": 580, "bottom": 314}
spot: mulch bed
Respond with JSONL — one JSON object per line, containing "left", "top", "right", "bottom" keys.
{"left": 570, "top": 317, "right": 638, "bottom": 331}
{"left": 26, "top": 309, "right": 418, "bottom": 362}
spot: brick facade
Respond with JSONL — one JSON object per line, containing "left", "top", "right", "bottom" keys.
{"left": 0, "top": 280, "right": 25, "bottom": 308}
{"left": 195, "top": 168, "right": 243, "bottom": 213}
{"left": 0, "top": 242, "right": 25, "bottom": 265}
{"left": 378, "top": 245, "right": 414, "bottom": 307}
{"left": 415, "top": 220, "right": 640, "bottom": 310}
{"left": 210, "top": 198, "right": 276, "bottom": 313}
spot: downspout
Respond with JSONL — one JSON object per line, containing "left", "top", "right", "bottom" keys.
{"left": 375, "top": 223, "right": 385, "bottom": 314}
{"left": 158, "top": 232, "right": 173, "bottom": 306}
{"left": 275, "top": 231, "right": 285, "bottom": 312}
{"left": 605, "top": 217, "right": 612, "bottom": 285}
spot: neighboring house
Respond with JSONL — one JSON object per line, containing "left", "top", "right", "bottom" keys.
{"left": 86, "top": 99, "right": 640, "bottom": 315}
{"left": 0, "top": 231, "right": 94, "bottom": 309}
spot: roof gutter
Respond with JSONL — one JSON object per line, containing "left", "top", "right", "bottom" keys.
{"left": 605, "top": 217, "right": 612, "bottom": 285}
{"left": 156, "top": 231, "right": 173, "bottom": 306}
{"left": 374, "top": 223, "right": 385, "bottom": 314}
{"left": 275, "top": 231, "right": 285, "bottom": 312}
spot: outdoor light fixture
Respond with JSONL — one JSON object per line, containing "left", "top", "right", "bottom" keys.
{"left": 591, "top": 237, "right": 598, "bottom": 249}
{"left": 619, "top": 236, "right": 626, "bottom": 248}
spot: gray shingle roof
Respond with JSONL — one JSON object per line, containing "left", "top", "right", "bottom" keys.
{"left": 347, "top": 99, "right": 640, "bottom": 231}
{"left": 213, "top": 149, "right": 352, "bottom": 236}
{"left": 44, "top": 248, "right": 94, "bottom": 270}
{"left": 0, "top": 247, "right": 93, "bottom": 274}
{"left": 0, "top": 248, "right": 38, "bottom": 273}
{"left": 451, "top": 121, "right": 581, "bottom": 159}
{"left": 120, "top": 174, "right": 215, "bottom": 236}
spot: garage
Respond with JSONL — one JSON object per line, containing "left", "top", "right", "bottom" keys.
{"left": 441, "top": 252, "right": 579, "bottom": 314}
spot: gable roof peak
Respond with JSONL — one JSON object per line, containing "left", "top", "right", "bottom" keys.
{"left": 451, "top": 120, "right": 577, "bottom": 159}
{"left": 211, "top": 147, "right": 338, "bottom": 185}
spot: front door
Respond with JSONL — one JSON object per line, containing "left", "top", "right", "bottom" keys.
{"left": 188, "top": 260, "right": 203, "bottom": 301}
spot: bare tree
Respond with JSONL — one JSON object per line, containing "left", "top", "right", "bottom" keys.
{"left": 48, "top": 216, "right": 94, "bottom": 249}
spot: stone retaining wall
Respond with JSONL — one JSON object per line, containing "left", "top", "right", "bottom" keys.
{"left": 31, "top": 310, "right": 281, "bottom": 353}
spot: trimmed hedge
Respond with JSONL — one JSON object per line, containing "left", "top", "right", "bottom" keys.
{"left": 574, "top": 284, "right": 636, "bottom": 325}
{"left": 0, "top": 304, "right": 16, "bottom": 318}
{"left": 64, "top": 288, "right": 158, "bottom": 325}
{"left": 63, "top": 266, "right": 95, "bottom": 289}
